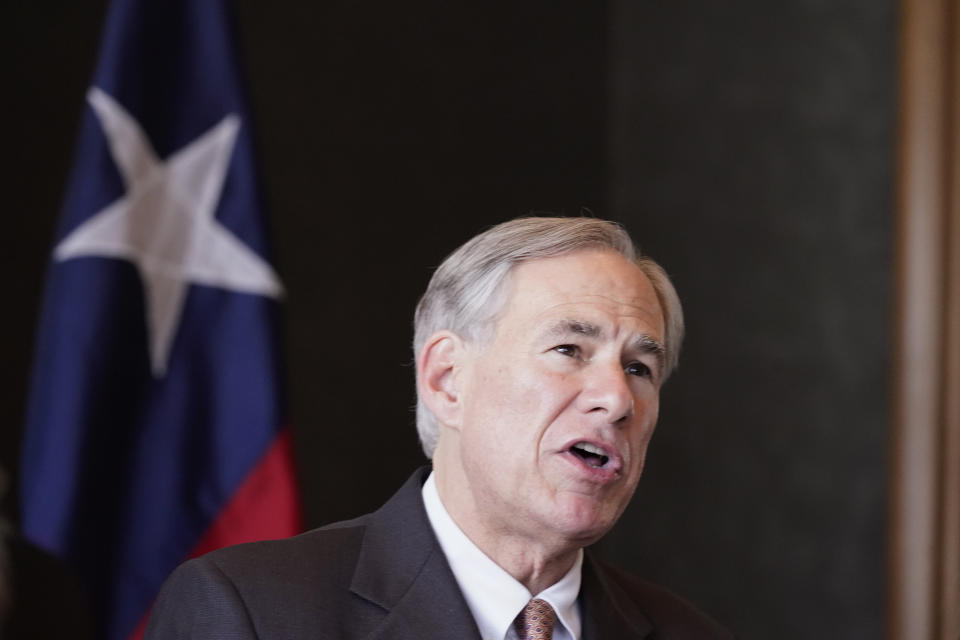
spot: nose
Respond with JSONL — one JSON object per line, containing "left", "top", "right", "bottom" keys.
{"left": 578, "top": 360, "right": 635, "bottom": 424}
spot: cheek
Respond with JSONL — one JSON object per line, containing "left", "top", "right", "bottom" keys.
{"left": 628, "top": 396, "right": 660, "bottom": 464}
{"left": 635, "top": 390, "right": 660, "bottom": 429}
{"left": 476, "top": 359, "right": 557, "bottom": 413}
{"left": 463, "top": 364, "right": 574, "bottom": 454}
{"left": 461, "top": 365, "right": 529, "bottom": 442}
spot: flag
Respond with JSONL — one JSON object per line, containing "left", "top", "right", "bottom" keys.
{"left": 19, "top": 1, "right": 302, "bottom": 638}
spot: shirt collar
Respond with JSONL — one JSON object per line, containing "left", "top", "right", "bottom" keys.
{"left": 422, "top": 471, "right": 582, "bottom": 640}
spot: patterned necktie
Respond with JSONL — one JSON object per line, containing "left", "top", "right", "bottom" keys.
{"left": 514, "top": 598, "right": 557, "bottom": 640}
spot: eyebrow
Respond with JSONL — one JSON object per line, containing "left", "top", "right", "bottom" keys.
{"left": 548, "top": 319, "right": 601, "bottom": 339}
{"left": 630, "top": 335, "right": 667, "bottom": 366}
{"left": 546, "top": 319, "right": 666, "bottom": 366}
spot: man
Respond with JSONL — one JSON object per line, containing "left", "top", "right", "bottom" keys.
{"left": 146, "top": 217, "right": 732, "bottom": 639}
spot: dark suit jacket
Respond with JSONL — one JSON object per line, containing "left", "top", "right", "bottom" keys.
{"left": 145, "top": 468, "right": 732, "bottom": 639}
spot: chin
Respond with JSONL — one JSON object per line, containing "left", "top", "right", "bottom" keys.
{"left": 550, "top": 494, "right": 622, "bottom": 545}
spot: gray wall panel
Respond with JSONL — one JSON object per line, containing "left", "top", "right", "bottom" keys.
{"left": 602, "top": 2, "right": 895, "bottom": 637}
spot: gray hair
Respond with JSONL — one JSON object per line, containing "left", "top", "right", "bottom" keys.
{"left": 413, "top": 216, "right": 684, "bottom": 458}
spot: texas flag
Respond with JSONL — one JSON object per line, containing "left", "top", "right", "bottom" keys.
{"left": 19, "top": 2, "right": 302, "bottom": 638}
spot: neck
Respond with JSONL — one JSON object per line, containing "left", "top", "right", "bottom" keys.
{"left": 432, "top": 445, "right": 582, "bottom": 595}
{"left": 464, "top": 531, "right": 580, "bottom": 595}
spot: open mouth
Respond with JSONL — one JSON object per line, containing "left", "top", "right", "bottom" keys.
{"left": 569, "top": 442, "right": 611, "bottom": 469}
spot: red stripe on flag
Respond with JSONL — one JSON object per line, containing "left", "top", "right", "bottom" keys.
{"left": 128, "top": 428, "right": 302, "bottom": 639}
{"left": 188, "top": 428, "right": 303, "bottom": 557}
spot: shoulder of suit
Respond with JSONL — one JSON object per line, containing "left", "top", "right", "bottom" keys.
{"left": 588, "top": 556, "right": 735, "bottom": 639}
{"left": 186, "top": 513, "right": 373, "bottom": 591}
{"left": 148, "top": 515, "right": 382, "bottom": 637}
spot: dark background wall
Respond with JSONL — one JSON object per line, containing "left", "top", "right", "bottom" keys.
{"left": 3, "top": 2, "right": 894, "bottom": 638}
{"left": 600, "top": 3, "right": 894, "bottom": 638}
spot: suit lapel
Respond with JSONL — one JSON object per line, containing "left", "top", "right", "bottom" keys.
{"left": 349, "top": 468, "right": 481, "bottom": 640}
{"left": 580, "top": 550, "right": 654, "bottom": 639}
{"left": 346, "top": 469, "right": 654, "bottom": 640}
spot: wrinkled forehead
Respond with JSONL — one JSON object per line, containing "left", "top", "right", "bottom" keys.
{"left": 493, "top": 250, "right": 665, "bottom": 339}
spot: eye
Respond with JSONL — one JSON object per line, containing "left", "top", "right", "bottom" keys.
{"left": 553, "top": 344, "right": 580, "bottom": 358}
{"left": 625, "top": 361, "right": 652, "bottom": 378}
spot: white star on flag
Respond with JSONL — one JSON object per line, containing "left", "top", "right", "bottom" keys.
{"left": 54, "top": 87, "right": 284, "bottom": 378}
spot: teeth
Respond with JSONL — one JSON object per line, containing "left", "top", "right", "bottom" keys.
{"left": 576, "top": 442, "right": 607, "bottom": 456}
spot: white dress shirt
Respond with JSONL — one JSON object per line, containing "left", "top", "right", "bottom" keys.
{"left": 422, "top": 472, "right": 582, "bottom": 640}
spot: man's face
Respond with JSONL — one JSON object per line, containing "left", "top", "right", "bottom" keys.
{"left": 452, "top": 249, "right": 666, "bottom": 547}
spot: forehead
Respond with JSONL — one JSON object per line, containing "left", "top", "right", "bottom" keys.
{"left": 495, "top": 249, "right": 665, "bottom": 341}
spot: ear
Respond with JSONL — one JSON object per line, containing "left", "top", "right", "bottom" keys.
{"left": 417, "top": 331, "right": 468, "bottom": 430}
